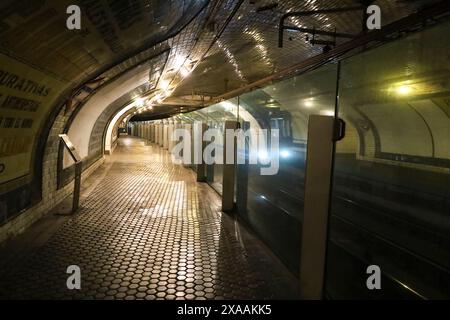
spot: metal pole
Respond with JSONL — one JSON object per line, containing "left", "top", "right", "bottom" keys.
{"left": 72, "top": 161, "right": 82, "bottom": 213}
{"left": 222, "top": 121, "right": 239, "bottom": 212}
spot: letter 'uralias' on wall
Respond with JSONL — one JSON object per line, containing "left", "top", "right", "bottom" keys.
{"left": 0, "top": 54, "right": 67, "bottom": 187}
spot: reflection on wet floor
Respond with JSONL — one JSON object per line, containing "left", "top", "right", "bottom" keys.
{"left": 0, "top": 136, "right": 298, "bottom": 300}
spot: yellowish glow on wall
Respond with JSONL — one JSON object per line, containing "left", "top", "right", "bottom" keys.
{"left": 396, "top": 85, "right": 413, "bottom": 95}
{"left": 320, "top": 109, "right": 335, "bottom": 116}
{"left": 304, "top": 99, "right": 314, "bottom": 108}
{"left": 135, "top": 97, "right": 144, "bottom": 107}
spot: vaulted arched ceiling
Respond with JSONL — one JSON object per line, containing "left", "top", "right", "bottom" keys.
{"left": 0, "top": 0, "right": 443, "bottom": 208}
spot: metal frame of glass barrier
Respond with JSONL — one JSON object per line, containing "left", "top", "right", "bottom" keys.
{"left": 138, "top": 4, "right": 450, "bottom": 299}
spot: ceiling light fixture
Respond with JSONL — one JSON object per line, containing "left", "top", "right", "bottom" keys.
{"left": 180, "top": 66, "right": 191, "bottom": 78}
{"left": 135, "top": 97, "right": 144, "bottom": 107}
{"left": 396, "top": 85, "right": 412, "bottom": 95}
{"left": 159, "top": 79, "right": 170, "bottom": 90}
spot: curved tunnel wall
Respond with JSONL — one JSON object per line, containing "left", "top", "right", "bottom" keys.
{"left": 58, "top": 81, "right": 150, "bottom": 187}
{"left": 0, "top": 52, "right": 75, "bottom": 232}
{"left": 58, "top": 46, "right": 169, "bottom": 187}
{"left": 64, "top": 65, "right": 150, "bottom": 168}
{"left": 89, "top": 83, "right": 150, "bottom": 157}
{"left": 0, "top": 0, "right": 209, "bottom": 240}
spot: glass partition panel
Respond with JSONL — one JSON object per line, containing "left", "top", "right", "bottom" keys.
{"left": 325, "top": 20, "right": 450, "bottom": 299}
{"left": 203, "top": 98, "right": 239, "bottom": 194}
{"left": 183, "top": 109, "right": 208, "bottom": 171}
{"left": 237, "top": 63, "right": 338, "bottom": 272}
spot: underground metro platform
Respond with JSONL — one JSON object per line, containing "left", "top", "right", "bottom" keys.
{"left": 0, "top": 0, "right": 450, "bottom": 301}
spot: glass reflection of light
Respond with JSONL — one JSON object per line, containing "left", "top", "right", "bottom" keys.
{"left": 135, "top": 97, "right": 144, "bottom": 107}
{"left": 159, "top": 79, "right": 170, "bottom": 90}
{"left": 244, "top": 28, "right": 273, "bottom": 68}
{"left": 280, "top": 149, "right": 291, "bottom": 159}
{"left": 222, "top": 101, "right": 236, "bottom": 112}
{"left": 304, "top": 98, "right": 314, "bottom": 108}
{"left": 320, "top": 109, "right": 334, "bottom": 116}
{"left": 258, "top": 150, "right": 269, "bottom": 162}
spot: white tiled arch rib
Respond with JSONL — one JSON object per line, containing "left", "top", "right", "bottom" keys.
{"left": 65, "top": 64, "right": 149, "bottom": 168}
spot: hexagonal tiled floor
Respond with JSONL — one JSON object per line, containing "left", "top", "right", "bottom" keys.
{"left": 0, "top": 136, "right": 298, "bottom": 300}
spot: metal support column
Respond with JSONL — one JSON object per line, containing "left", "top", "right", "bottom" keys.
{"left": 72, "top": 161, "right": 82, "bottom": 212}
{"left": 299, "top": 115, "right": 345, "bottom": 299}
{"left": 222, "top": 121, "right": 239, "bottom": 212}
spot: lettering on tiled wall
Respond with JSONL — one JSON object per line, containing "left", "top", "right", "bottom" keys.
{"left": 0, "top": 137, "right": 32, "bottom": 157}
{"left": 0, "top": 53, "right": 67, "bottom": 185}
